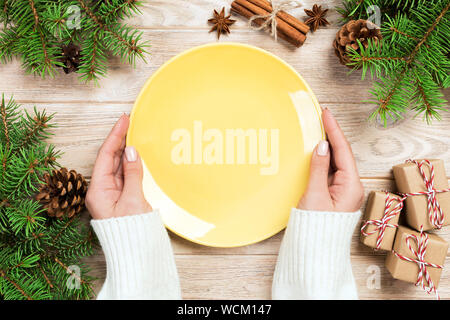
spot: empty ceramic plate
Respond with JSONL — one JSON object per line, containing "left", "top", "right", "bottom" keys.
{"left": 127, "top": 43, "right": 324, "bottom": 247}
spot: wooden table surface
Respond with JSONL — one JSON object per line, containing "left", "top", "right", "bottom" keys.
{"left": 1, "top": 0, "right": 449, "bottom": 300}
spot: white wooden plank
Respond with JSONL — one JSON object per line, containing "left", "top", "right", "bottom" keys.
{"left": 0, "top": 28, "right": 376, "bottom": 103}
{"left": 125, "top": 0, "right": 342, "bottom": 29}
{"left": 84, "top": 253, "right": 450, "bottom": 299}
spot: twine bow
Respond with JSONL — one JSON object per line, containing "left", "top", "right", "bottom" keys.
{"left": 392, "top": 225, "right": 443, "bottom": 299}
{"left": 401, "top": 160, "right": 450, "bottom": 229}
{"left": 248, "top": 0, "right": 303, "bottom": 41}
{"left": 361, "top": 192, "right": 404, "bottom": 250}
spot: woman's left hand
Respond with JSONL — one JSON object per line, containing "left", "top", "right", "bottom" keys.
{"left": 86, "top": 114, "right": 152, "bottom": 220}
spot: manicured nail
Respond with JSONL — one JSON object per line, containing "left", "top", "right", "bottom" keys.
{"left": 317, "top": 140, "right": 329, "bottom": 156}
{"left": 125, "top": 146, "right": 137, "bottom": 162}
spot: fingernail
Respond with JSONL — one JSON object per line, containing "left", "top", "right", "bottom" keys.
{"left": 321, "top": 106, "right": 328, "bottom": 111}
{"left": 317, "top": 140, "right": 329, "bottom": 156}
{"left": 125, "top": 146, "right": 137, "bottom": 162}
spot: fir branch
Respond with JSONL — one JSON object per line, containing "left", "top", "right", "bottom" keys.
{"left": 360, "top": 56, "right": 406, "bottom": 62}
{"left": 28, "top": 0, "right": 39, "bottom": 27}
{"left": 0, "top": 98, "right": 94, "bottom": 299}
{"left": 27, "top": 0, "right": 55, "bottom": 75}
{"left": 347, "top": 39, "right": 408, "bottom": 78}
{"left": 50, "top": 216, "right": 76, "bottom": 246}
{"left": 6, "top": 199, "right": 46, "bottom": 237}
{"left": 0, "top": 95, "right": 20, "bottom": 185}
{"left": 41, "top": 3, "right": 71, "bottom": 40}
{"left": 0, "top": 0, "right": 147, "bottom": 82}
{"left": 379, "top": 76, "right": 404, "bottom": 109}
{"left": 367, "top": 69, "right": 411, "bottom": 125}
{"left": 76, "top": 0, "right": 143, "bottom": 57}
{"left": 412, "top": 69, "right": 448, "bottom": 122}
{"left": 31, "top": 231, "right": 45, "bottom": 240}
{"left": 407, "top": 1, "right": 450, "bottom": 63}
{"left": 0, "top": 96, "right": 10, "bottom": 163}
{"left": 51, "top": 228, "right": 95, "bottom": 260}
{"left": 15, "top": 108, "right": 54, "bottom": 153}
{"left": 99, "top": 0, "right": 141, "bottom": 24}
{"left": 416, "top": 82, "right": 433, "bottom": 120}
{"left": 78, "top": 31, "right": 108, "bottom": 83}
{"left": 4, "top": 253, "right": 40, "bottom": 272}
{"left": 7, "top": 230, "right": 46, "bottom": 256}
{"left": 0, "top": 28, "right": 20, "bottom": 63}
{"left": 0, "top": 252, "right": 42, "bottom": 300}
{"left": 54, "top": 257, "right": 85, "bottom": 284}
{"left": 389, "top": 26, "right": 420, "bottom": 42}
{"left": 3, "top": 161, "right": 38, "bottom": 201}
{"left": 341, "top": 0, "right": 450, "bottom": 125}
{"left": 336, "top": 0, "right": 428, "bottom": 23}
{"left": 37, "top": 262, "right": 54, "bottom": 288}
{"left": 0, "top": 94, "right": 20, "bottom": 151}
{"left": 0, "top": 270, "right": 33, "bottom": 300}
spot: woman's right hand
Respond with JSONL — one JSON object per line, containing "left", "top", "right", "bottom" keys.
{"left": 297, "top": 108, "right": 364, "bottom": 213}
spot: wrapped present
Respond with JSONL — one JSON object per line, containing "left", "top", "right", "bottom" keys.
{"left": 386, "top": 225, "right": 448, "bottom": 298}
{"left": 393, "top": 159, "right": 450, "bottom": 231}
{"left": 361, "top": 191, "right": 404, "bottom": 251}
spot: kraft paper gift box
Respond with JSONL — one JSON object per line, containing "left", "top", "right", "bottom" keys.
{"left": 361, "top": 191, "right": 403, "bottom": 251}
{"left": 393, "top": 159, "right": 450, "bottom": 231}
{"left": 386, "top": 225, "right": 448, "bottom": 288}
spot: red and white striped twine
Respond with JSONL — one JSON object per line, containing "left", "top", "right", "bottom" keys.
{"left": 401, "top": 160, "right": 450, "bottom": 229}
{"left": 392, "top": 225, "right": 443, "bottom": 299}
{"left": 361, "top": 192, "right": 404, "bottom": 250}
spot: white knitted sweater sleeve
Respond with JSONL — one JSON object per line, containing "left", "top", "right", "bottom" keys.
{"left": 90, "top": 210, "right": 181, "bottom": 300}
{"left": 272, "top": 208, "right": 361, "bottom": 300}
{"left": 91, "top": 208, "right": 360, "bottom": 300}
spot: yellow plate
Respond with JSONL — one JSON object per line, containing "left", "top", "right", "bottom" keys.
{"left": 128, "top": 43, "right": 324, "bottom": 247}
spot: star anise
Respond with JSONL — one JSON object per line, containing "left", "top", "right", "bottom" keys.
{"left": 208, "top": 7, "right": 236, "bottom": 39}
{"left": 304, "top": 4, "right": 329, "bottom": 32}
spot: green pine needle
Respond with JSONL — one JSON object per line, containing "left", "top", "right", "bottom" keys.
{"left": 337, "top": 0, "right": 450, "bottom": 126}
{"left": 0, "top": 0, "right": 149, "bottom": 83}
{"left": 0, "top": 95, "right": 96, "bottom": 300}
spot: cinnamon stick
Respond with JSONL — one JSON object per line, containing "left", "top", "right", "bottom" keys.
{"left": 231, "top": 2, "right": 264, "bottom": 25}
{"left": 247, "top": 0, "right": 310, "bottom": 34}
{"left": 234, "top": 0, "right": 306, "bottom": 47}
{"left": 231, "top": 2, "right": 298, "bottom": 46}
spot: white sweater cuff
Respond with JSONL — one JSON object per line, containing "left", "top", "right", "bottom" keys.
{"left": 272, "top": 208, "right": 361, "bottom": 300}
{"left": 91, "top": 210, "right": 181, "bottom": 300}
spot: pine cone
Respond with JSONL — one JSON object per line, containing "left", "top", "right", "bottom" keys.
{"left": 36, "top": 168, "right": 88, "bottom": 219}
{"left": 333, "top": 19, "right": 382, "bottom": 68}
{"left": 60, "top": 43, "right": 81, "bottom": 74}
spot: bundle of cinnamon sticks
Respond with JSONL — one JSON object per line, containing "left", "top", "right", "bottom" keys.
{"left": 231, "top": 0, "right": 309, "bottom": 47}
